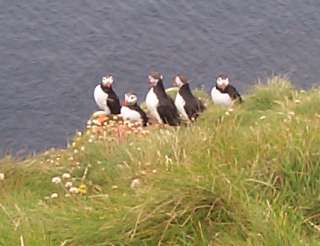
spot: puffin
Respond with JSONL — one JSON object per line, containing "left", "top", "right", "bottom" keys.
{"left": 211, "top": 74, "right": 242, "bottom": 107}
{"left": 94, "top": 75, "right": 121, "bottom": 114}
{"left": 121, "top": 92, "right": 148, "bottom": 126}
{"left": 173, "top": 74, "right": 205, "bottom": 121}
{"left": 145, "top": 72, "right": 180, "bottom": 126}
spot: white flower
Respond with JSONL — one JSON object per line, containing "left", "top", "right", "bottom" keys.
{"left": 130, "top": 178, "right": 141, "bottom": 189}
{"left": 62, "top": 173, "right": 71, "bottom": 179}
{"left": 112, "top": 185, "right": 118, "bottom": 190}
{"left": 51, "top": 193, "right": 58, "bottom": 199}
{"left": 259, "top": 115, "right": 266, "bottom": 120}
{"left": 65, "top": 182, "right": 73, "bottom": 188}
{"left": 288, "top": 111, "right": 295, "bottom": 116}
{"left": 69, "top": 187, "right": 79, "bottom": 194}
{"left": 77, "top": 131, "right": 82, "bottom": 137}
{"left": 294, "top": 99, "right": 301, "bottom": 104}
{"left": 80, "top": 146, "right": 85, "bottom": 151}
{"left": 0, "top": 173, "right": 4, "bottom": 181}
{"left": 74, "top": 149, "right": 79, "bottom": 154}
{"left": 51, "top": 176, "right": 61, "bottom": 184}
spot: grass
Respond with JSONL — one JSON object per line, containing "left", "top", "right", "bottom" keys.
{"left": 1, "top": 76, "right": 320, "bottom": 245}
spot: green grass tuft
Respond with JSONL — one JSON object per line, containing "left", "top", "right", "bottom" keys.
{"left": 1, "top": 77, "right": 320, "bottom": 245}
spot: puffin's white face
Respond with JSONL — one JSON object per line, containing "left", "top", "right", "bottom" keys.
{"left": 174, "top": 76, "right": 184, "bottom": 88}
{"left": 102, "top": 76, "right": 113, "bottom": 88}
{"left": 125, "top": 93, "right": 137, "bottom": 105}
{"left": 148, "top": 75, "right": 162, "bottom": 87}
{"left": 216, "top": 77, "right": 229, "bottom": 90}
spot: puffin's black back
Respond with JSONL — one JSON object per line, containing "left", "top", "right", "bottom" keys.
{"left": 128, "top": 104, "right": 148, "bottom": 126}
{"left": 225, "top": 85, "right": 242, "bottom": 102}
{"left": 179, "top": 83, "right": 205, "bottom": 120}
{"left": 101, "top": 86, "right": 121, "bottom": 114}
{"left": 216, "top": 84, "right": 242, "bottom": 102}
{"left": 153, "top": 80, "right": 180, "bottom": 126}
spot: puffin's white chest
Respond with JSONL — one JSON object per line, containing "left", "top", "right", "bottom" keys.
{"left": 145, "top": 88, "right": 162, "bottom": 123}
{"left": 211, "top": 87, "right": 232, "bottom": 107}
{"left": 121, "top": 106, "right": 141, "bottom": 122}
{"left": 94, "top": 85, "right": 111, "bottom": 114}
{"left": 175, "top": 93, "right": 189, "bottom": 121}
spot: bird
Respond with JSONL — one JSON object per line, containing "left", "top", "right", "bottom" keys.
{"left": 211, "top": 74, "right": 242, "bottom": 107}
{"left": 94, "top": 74, "right": 121, "bottom": 114}
{"left": 173, "top": 74, "right": 205, "bottom": 121}
{"left": 121, "top": 92, "right": 148, "bottom": 126}
{"left": 145, "top": 72, "right": 180, "bottom": 126}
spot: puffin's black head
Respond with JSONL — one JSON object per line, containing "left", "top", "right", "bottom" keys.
{"left": 124, "top": 92, "right": 138, "bottom": 106}
{"left": 216, "top": 74, "right": 229, "bottom": 91}
{"left": 173, "top": 74, "right": 188, "bottom": 88}
{"left": 101, "top": 74, "right": 113, "bottom": 89}
{"left": 148, "top": 72, "right": 163, "bottom": 87}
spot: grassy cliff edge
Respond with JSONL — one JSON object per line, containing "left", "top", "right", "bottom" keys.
{"left": 1, "top": 77, "right": 320, "bottom": 245}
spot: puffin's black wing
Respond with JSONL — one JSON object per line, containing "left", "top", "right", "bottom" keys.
{"left": 179, "top": 84, "right": 206, "bottom": 120}
{"left": 184, "top": 97, "right": 205, "bottom": 120}
{"left": 107, "top": 93, "right": 121, "bottom": 114}
{"left": 129, "top": 104, "right": 149, "bottom": 126}
{"left": 157, "top": 97, "right": 180, "bottom": 126}
{"left": 226, "top": 85, "right": 242, "bottom": 102}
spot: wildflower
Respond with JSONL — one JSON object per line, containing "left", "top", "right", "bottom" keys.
{"left": 130, "top": 178, "right": 141, "bottom": 189}
{"left": 51, "top": 176, "right": 62, "bottom": 184}
{"left": 112, "top": 185, "right": 118, "bottom": 190}
{"left": 88, "top": 138, "right": 93, "bottom": 143}
{"left": 51, "top": 193, "right": 58, "bottom": 199}
{"left": 77, "top": 131, "right": 82, "bottom": 137}
{"left": 80, "top": 146, "right": 85, "bottom": 151}
{"left": 225, "top": 111, "right": 230, "bottom": 116}
{"left": 288, "top": 111, "right": 295, "bottom": 116}
{"left": 69, "top": 187, "right": 79, "bottom": 194}
{"left": 65, "top": 181, "right": 73, "bottom": 188}
{"left": 0, "top": 173, "right": 4, "bottom": 181}
{"left": 152, "top": 169, "right": 157, "bottom": 174}
{"left": 228, "top": 108, "right": 234, "bottom": 112}
{"left": 79, "top": 184, "right": 87, "bottom": 195}
{"left": 259, "top": 115, "right": 266, "bottom": 120}
{"left": 294, "top": 99, "right": 301, "bottom": 104}
{"left": 65, "top": 193, "right": 71, "bottom": 198}
{"left": 74, "top": 149, "right": 79, "bottom": 154}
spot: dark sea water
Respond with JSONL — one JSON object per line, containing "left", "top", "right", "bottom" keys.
{"left": 1, "top": 1, "right": 320, "bottom": 156}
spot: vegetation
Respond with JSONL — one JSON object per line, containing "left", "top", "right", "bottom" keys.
{"left": 1, "top": 77, "right": 320, "bottom": 245}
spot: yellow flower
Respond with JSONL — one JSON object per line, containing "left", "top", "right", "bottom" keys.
{"left": 79, "top": 184, "right": 87, "bottom": 195}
